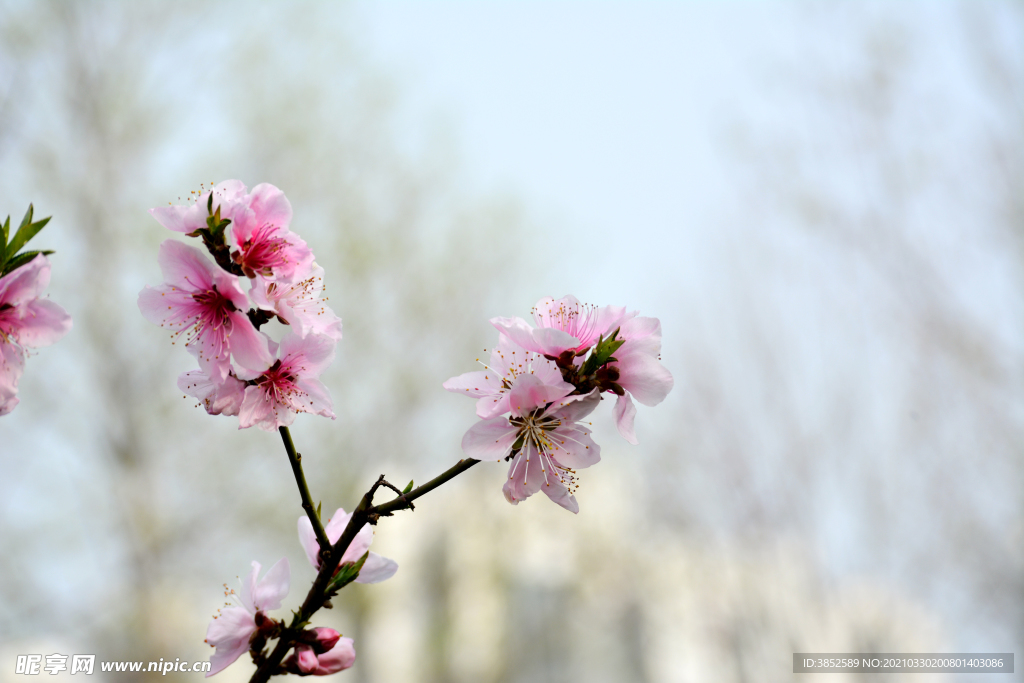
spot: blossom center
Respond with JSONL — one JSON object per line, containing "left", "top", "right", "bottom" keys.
{"left": 234, "top": 224, "right": 294, "bottom": 277}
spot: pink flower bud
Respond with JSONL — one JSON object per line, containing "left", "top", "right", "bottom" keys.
{"left": 294, "top": 644, "right": 319, "bottom": 674}
{"left": 311, "top": 628, "right": 340, "bottom": 654}
{"left": 312, "top": 638, "right": 356, "bottom": 675}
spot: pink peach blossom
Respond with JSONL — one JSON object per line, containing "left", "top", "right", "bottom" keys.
{"left": 0, "top": 255, "right": 72, "bottom": 415}
{"left": 460, "top": 374, "right": 601, "bottom": 513}
{"left": 149, "top": 180, "right": 249, "bottom": 234}
{"left": 491, "top": 295, "right": 629, "bottom": 357}
{"left": 307, "top": 638, "right": 356, "bottom": 675}
{"left": 291, "top": 637, "right": 356, "bottom": 676}
{"left": 298, "top": 507, "right": 397, "bottom": 584}
{"left": 237, "top": 332, "right": 336, "bottom": 431}
{"left": 205, "top": 558, "right": 290, "bottom": 677}
{"left": 248, "top": 264, "right": 342, "bottom": 340}
{"left": 229, "top": 184, "right": 313, "bottom": 282}
{"left": 138, "top": 240, "right": 273, "bottom": 382}
{"left": 607, "top": 315, "right": 674, "bottom": 444}
{"left": 178, "top": 369, "right": 247, "bottom": 416}
{"left": 442, "top": 333, "right": 572, "bottom": 419}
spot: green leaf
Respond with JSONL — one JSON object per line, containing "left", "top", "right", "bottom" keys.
{"left": 1, "top": 215, "right": 9, "bottom": 255}
{"left": 6, "top": 205, "right": 51, "bottom": 262}
{"left": 315, "top": 501, "right": 322, "bottom": 521}
{"left": 18, "top": 204, "right": 33, "bottom": 231}
{"left": 402, "top": 480, "right": 414, "bottom": 494}
{"left": 580, "top": 328, "right": 625, "bottom": 376}
{"left": 326, "top": 551, "right": 370, "bottom": 593}
{"left": 2, "top": 250, "right": 54, "bottom": 276}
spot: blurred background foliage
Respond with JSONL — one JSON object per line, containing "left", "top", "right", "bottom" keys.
{"left": 0, "top": 2, "right": 1020, "bottom": 682}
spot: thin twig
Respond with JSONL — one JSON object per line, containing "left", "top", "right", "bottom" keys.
{"left": 279, "top": 426, "right": 331, "bottom": 558}
{"left": 247, "top": 457, "right": 481, "bottom": 683}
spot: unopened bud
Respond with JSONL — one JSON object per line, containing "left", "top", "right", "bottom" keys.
{"left": 295, "top": 644, "right": 319, "bottom": 674}
{"left": 311, "top": 627, "right": 341, "bottom": 654}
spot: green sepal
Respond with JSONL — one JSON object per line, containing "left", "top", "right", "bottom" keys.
{"left": 581, "top": 327, "right": 625, "bottom": 377}
{"left": 316, "top": 501, "right": 322, "bottom": 521}
{"left": 205, "top": 195, "right": 232, "bottom": 238}
{"left": 402, "top": 480, "right": 414, "bottom": 494}
{"left": 1, "top": 215, "right": 9, "bottom": 253}
{"left": 326, "top": 551, "right": 369, "bottom": 593}
{"left": 2, "top": 250, "right": 55, "bottom": 276}
{"left": 5, "top": 204, "right": 51, "bottom": 263}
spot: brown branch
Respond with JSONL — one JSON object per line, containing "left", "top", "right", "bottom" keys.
{"left": 247, "top": 458, "right": 481, "bottom": 683}
{"left": 280, "top": 427, "right": 331, "bottom": 560}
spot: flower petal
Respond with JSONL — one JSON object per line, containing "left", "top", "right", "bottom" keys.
{"left": 156, "top": 239, "right": 215, "bottom": 290}
{"left": 0, "top": 254, "right": 50, "bottom": 306}
{"left": 502, "top": 443, "right": 546, "bottom": 505}
{"left": 225, "top": 311, "right": 274, "bottom": 374}
{"left": 340, "top": 523, "right": 375, "bottom": 564}
{"left": 248, "top": 183, "right": 293, "bottom": 229}
{"left": 312, "top": 637, "right": 356, "bottom": 675}
{"left": 613, "top": 393, "right": 638, "bottom": 445}
{"left": 539, "top": 469, "right": 579, "bottom": 514}
{"left": 205, "top": 606, "right": 256, "bottom": 677}
{"left": 507, "top": 374, "right": 573, "bottom": 418}
{"left": 461, "top": 417, "right": 517, "bottom": 461}
{"left": 442, "top": 371, "right": 497, "bottom": 399}
{"left": 548, "top": 424, "right": 600, "bottom": 470}
{"left": 354, "top": 552, "right": 398, "bottom": 584}
{"left": 14, "top": 299, "right": 72, "bottom": 348}
{"left": 297, "top": 516, "right": 322, "bottom": 569}
{"left": 616, "top": 353, "right": 674, "bottom": 406}
{"left": 252, "top": 557, "right": 290, "bottom": 612}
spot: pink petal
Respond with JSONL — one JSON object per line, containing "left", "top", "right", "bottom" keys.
{"left": 15, "top": 299, "right": 72, "bottom": 348}
{"left": 149, "top": 203, "right": 206, "bottom": 234}
{"left": 475, "top": 392, "right": 512, "bottom": 419}
{"left": 248, "top": 183, "right": 293, "bottom": 228}
{"left": 0, "top": 340, "right": 25, "bottom": 400}
{"left": 225, "top": 311, "right": 273, "bottom": 374}
{"left": 508, "top": 374, "right": 573, "bottom": 418}
{"left": 296, "top": 645, "right": 320, "bottom": 674}
{"left": 239, "top": 561, "right": 261, "bottom": 614}
{"left": 442, "top": 371, "right": 497, "bottom": 399}
{"left": 297, "top": 515, "right": 322, "bottom": 569}
{"left": 461, "top": 417, "right": 517, "bottom": 461}
{"left": 312, "top": 638, "right": 356, "bottom": 675}
{"left": 0, "top": 254, "right": 50, "bottom": 306}
{"left": 156, "top": 239, "right": 215, "bottom": 290}
{"left": 548, "top": 424, "right": 600, "bottom": 470}
{"left": 0, "top": 394, "right": 19, "bottom": 416}
{"left": 616, "top": 354, "right": 674, "bottom": 406}
{"left": 613, "top": 394, "right": 638, "bottom": 445}
{"left": 323, "top": 508, "right": 353, "bottom": 545}
{"left": 279, "top": 332, "right": 335, "bottom": 378}
{"left": 293, "top": 378, "right": 335, "bottom": 419}
{"left": 205, "top": 606, "right": 256, "bottom": 677}
{"left": 490, "top": 316, "right": 549, "bottom": 355}
{"left": 501, "top": 443, "right": 546, "bottom": 504}
{"left": 136, "top": 285, "right": 194, "bottom": 327}
{"left": 340, "top": 523, "right": 375, "bottom": 564}
{"left": 238, "top": 385, "right": 280, "bottom": 431}
{"left": 184, "top": 371, "right": 245, "bottom": 417}
{"left": 539, "top": 470, "right": 579, "bottom": 514}
{"left": 354, "top": 552, "right": 398, "bottom": 584}
{"left": 546, "top": 390, "right": 600, "bottom": 423}
{"left": 252, "top": 557, "right": 290, "bottom": 612}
